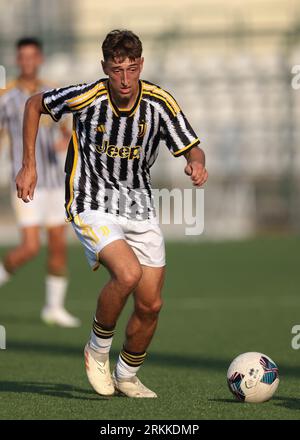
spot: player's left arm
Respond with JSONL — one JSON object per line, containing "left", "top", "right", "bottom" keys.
{"left": 183, "top": 146, "right": 208, "bottom": 187}
{"left": 157, "top": 87, "right": 208, "bottom": 186}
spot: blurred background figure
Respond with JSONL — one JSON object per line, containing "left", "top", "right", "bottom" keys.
{"left": 0, "top": 37, "right": 80, "bottom": 328}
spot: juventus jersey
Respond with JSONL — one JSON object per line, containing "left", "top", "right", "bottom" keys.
{"left": 43, "top": 78, "right": 199, "bottom": 220}
{"left": 0, "top": 80, "right": 65, "bottom": 189}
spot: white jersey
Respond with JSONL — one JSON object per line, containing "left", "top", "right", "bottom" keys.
{"left": 0, "top": 79, "right": 65, "bottom": 189}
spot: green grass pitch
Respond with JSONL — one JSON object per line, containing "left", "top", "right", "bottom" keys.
{"left": 0, "top": 235, "right": 300, "bottom": 419}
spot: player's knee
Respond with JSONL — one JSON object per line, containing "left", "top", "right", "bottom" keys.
{"left": 149, "top": 299, "right": 163, "bottom": 316}
{"left": 136, "top": 298, "right": 163, "bottom": 318}
{"left": 117, "top": 266, "right": 142, "bottom": 293}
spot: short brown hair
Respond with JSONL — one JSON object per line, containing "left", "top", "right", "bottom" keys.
{"left": 16, "top": 37, "right": 43, "bottom": 52}
{"left": 102, "top": 29, "right": 142, "bottom": 62}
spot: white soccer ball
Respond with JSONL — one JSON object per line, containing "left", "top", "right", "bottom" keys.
{"left": 227, "top": 352, "right": 279, "bottom": 403}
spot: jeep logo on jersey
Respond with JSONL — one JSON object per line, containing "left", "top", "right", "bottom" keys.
{"left": 95, "top": 140, "right": 140, "bottom": 160}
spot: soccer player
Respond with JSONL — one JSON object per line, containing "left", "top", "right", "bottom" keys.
{"left": 0, "top": 37, "right": 80, "bottom": 327}
{"left": 15, "top": 30, "right": 208, "bottom": 397}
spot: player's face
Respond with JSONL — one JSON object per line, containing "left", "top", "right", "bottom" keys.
{"left": 16, "top": 45, "right": 43, "bottom": 78}
{"left": 102, "top": 57, "right": 144, "bottom": 101}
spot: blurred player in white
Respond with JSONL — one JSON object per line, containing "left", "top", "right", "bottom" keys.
{"left": 0, "top": 37, "right": 80, "bottom": 327}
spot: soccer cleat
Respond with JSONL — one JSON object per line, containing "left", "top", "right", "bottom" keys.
{"left": 41, "top": 307, "right": 81, "bottom": 328}
{"left": 112, "top": 370, "right": 157, "bottom": 398}
{"left": 84, "top": 343, "right": 114, "bottom": 396}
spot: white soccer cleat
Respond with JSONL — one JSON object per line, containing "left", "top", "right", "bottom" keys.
{"left": 112, "top": 370, "right": 157, "bottom": 398}
{"left": 41, "top": 307, "right": 81, "bottom": 328}
{"left": 84, "top": 343, "right": 114, "bottom": 396}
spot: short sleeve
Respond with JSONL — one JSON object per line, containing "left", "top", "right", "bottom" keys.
{"left": 42, "top": 80, "right": 100, "bottom": 122}
{"left": 160, "top": 110, "right": 200, "bottom": 157}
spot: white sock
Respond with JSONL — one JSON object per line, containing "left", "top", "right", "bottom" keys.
{"left": 90, "top": 332, "right": 114, "bottom": 353}
{"left": 0, "top": 263, "right": 11, "bottom": 287}
{"left": 115, "top": 348, "right": 147, "bottom": 380}
{"left": 45, "top": 274, "right": 68, "bottom": 310}
{"left": 90, "top": 317, "right": 115, "bottom": 353}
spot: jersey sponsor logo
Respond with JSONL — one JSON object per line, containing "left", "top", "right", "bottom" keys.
{"left": 95, "top": 140, "right": 140, "bottom": 160}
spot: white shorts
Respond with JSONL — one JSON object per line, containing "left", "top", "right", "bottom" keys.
{"left": 71, "top": 210, "right": 166, "bottom": 270}
{"left": 12, "top": 188, "right": 66, "bottom": 228}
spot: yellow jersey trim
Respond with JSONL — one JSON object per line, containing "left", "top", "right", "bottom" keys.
{"left": 173, "top": 138, "right": 200, "bottom": 157}
{"left": 143, "top": 90, "right": 177, "bottom": 117}
{"left": 143, "top": 83, "right": 180, "bottom": 115}
{"left": 65, "top": 127, "right": 79, "bottom": 220}
{"left": 67, "top": 83, "right": 104, "bottom": 107}
{"left": 70, "top": 89, "right": 107, "bottom": 111}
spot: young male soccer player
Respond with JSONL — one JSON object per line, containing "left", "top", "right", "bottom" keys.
{"left": 15, "top": 30, "right": 208, "bottom": 397}
{"left": 0, "top": 37, "right": 80, "bottom": 327}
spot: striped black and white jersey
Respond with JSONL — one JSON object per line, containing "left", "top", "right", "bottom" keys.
{"left": 42, "top": 78, "right": 200, "bottom": 220}
{"left": 0, "top": 80, "right": 65, "bottom": 189}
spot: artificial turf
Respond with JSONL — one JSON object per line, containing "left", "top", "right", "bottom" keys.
{"left": 0, "top": 236, "right": 299, "bottom": 419}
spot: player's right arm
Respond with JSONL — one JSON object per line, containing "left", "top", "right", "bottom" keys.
{"left": 15, "top": 92, "right": 46, "bottom": 203}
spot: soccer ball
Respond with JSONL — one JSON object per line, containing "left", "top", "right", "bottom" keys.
{"left": 227, "top": 352, "right": 279, "bottom": 403}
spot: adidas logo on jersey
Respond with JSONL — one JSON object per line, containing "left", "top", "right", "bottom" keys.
{"left": 95, "top": 140, "right": 140, "bottom": 160}
{"left": 95, "top": 124, "right": 106, "bottom": 133}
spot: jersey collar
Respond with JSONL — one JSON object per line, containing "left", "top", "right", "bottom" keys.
{"left": 106, "top": 79, "right": 143, "bottom": 117}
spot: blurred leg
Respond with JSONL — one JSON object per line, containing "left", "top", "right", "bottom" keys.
{"left": 2, "top": 226, "right": 40, "bottom": 274}
{"left": 42, "top": 224, "right": 80, "bottom": 327}
{"left": 47, "top": 224, "right": 67, "bottom": 276}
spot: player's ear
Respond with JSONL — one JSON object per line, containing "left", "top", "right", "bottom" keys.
{"left": 101, "top": 60, "right": 108, "bottom": 75}
{"left": 139, "top": 57, "right": 144, "bottom": 73}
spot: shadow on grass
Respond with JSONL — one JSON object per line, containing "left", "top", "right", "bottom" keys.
{"left": 5, "top": 340, "right": 300, "bottom": 380}
{"left": 0, "top": 381, "right": 108, "bottom": 401}
{"left": 208, "top": 396, "right": 300, "bottom": 411}
{"left": 272, "top": 396, "right": 300, "bottom": 411}
{"left": 208, "top": 398, "right": 240, "bottom": 404}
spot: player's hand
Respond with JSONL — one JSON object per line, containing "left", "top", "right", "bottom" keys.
{"left": 15, "top": 165, "right": 37, "bottom": 203}
{"left": 184, "top": 161, "right": 208, "bottom": 186}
